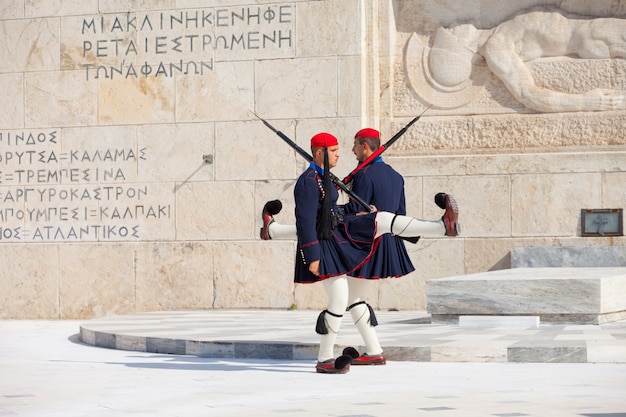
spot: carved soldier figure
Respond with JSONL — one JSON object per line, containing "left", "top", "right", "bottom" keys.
{"left": 411, "top": 7, "right": 626, "bottom": 112}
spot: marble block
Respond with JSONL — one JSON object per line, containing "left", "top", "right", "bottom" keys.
{"left": 511, "top": 246, "right": 626, "bottom": 268}
{"left": 427, "top": 267, "right": 626, "bottom": 325}
{"left": 459, "top": 316, "right": 539, "bottom": 328}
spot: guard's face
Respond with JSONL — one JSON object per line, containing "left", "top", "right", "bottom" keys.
{"left": 352, "top": 139, "right": 367, "bottom": 162}
{"left": 326, "top": 145, "right": 340, "bottom": 168}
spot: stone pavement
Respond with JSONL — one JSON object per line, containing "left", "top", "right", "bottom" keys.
{"left": 1, "top": 316, "right": 626, "bottom": 417}
{"left": 79, "top": 310, "right": 626, "bottom": 363}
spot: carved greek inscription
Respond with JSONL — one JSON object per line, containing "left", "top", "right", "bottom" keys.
{"left": 0, "top": 130, "right": 168, "bottom": 242}
{"left": 79, "top": 5, "right": 294, "bottom": 80}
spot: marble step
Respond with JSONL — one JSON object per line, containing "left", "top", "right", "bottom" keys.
{"left": 427, "top": 267, "right": 626, "bottom": 325}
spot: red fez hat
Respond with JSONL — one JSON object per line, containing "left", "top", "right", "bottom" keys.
{"left": 355, "top": 128, "right": 380, "bottom": 139}
{"left": 310, "top": 132, "right": 338, "bottom": 148}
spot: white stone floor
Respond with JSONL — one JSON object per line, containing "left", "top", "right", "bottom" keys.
{"left": 78, "top": 310, "right": 626, "bottom": 363}
{"left": 1, "top": 316, "right": 626, "bottom": 417}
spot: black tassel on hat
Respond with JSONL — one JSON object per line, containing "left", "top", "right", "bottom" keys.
{"left": 316, "top": 146, "right": 333, "bottom": 240}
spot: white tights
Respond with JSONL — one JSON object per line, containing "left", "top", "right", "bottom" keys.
{"left": 374, "top": 211, "right": 444, "bottom": 238}
{"left": 318, "top": 276, "right": 382, "bottom": 362}
{"left": 268, "top": 212, "right": 444, "bottom": 362}
{"left": 267, "top": 211, "right": 445, "bottom": 240}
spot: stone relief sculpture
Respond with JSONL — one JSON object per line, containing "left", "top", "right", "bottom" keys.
{"left": 406, "top": 8, "right": 626, "bottom": 112}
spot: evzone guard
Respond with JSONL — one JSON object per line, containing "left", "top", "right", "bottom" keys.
{"left": 260, "top": 131, "right": 460, "bottom": 374}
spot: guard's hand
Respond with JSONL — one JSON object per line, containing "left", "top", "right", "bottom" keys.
{"left": 357, "top": 204, "right": 377, "bottom": 215}
{"left": 309, "top": 260, "right": 320, "bottom": 276}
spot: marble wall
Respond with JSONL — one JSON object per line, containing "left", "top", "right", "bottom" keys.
{"left": 1, "top": 0, "right": 624, "bottom": 319}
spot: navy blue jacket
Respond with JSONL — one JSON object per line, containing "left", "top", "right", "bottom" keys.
{"left": 343, "top": 159, "right": 415, "bottom": 278}
{"left": 294, "top": 164, "right": 377, "bottom": 283}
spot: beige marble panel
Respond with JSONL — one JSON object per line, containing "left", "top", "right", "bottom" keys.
{"left": 378, "top": 272, "right": 425, "bottom": 311}
{"left": 213, "top": 4, "right": 296, "bottom": 62}
{"left": 0, "top": 244, "right": 59, "bottom": 319}
{"left": 176, "top": 0, "right": 311, "bottom": 7}
{"left": 175, "top": 181, "right": 254, "bottom": 240}
{"left": 99, "top": 77, "right": 175, "bottom": 125}
{"left": 117, "top": 10, "right": 217, "bottom": 65}
{"left": 338, "top": 55, "right": 361, "bottom": 118}
{"left": 603, "top": 172, "right": 626, "bottom": 208}
{"left": 252, "top": 117, "right": 299, "bottom": 172}
{"left": 352, "top": 279, "right": 381, "bottom": 309}
{"left": 403, "top": 176, "right": 424, "bottom": 217}
{"left": 0, "top": 1, "right": 24, "bottom": 19}
{"left": 25, "top": 0, "right": 97, "bottom": 17}
{"left": 511, "top": 172, "right": 602, "bottom": 237}
{"left": 464, "top": 237, "right": 536, "bottom": 274}
{"left": 388, "top": 155, "right": 466, "bottom": 178}
{"left": 466, "top": 151, "right": 626, "bottom": 176}
{"left": 59, "top": 243, "right": 135, "bottom": 319}
{"left": 0, "top": 74, "right": 24, "bottom": 129}
{"left": 135, "top": 241, "right": 213, "bottom": 311}
{"left": 174, "top": 0, "right": 229, "bottom": 7}
{"left": 98, "top": 0, "right": 176, "bottom": 13}
{"left": 61, "top": 125, "right": 139, "bottom": 182}
{"left": 214, "top": 121, "right": 296, "bottom": 181}
{"left": 138, "top": 123, "right": 214, "bottom": 183}
{"left": 255, "top": 57, "right": 339, "bottom": 119}
{"left": 0, "top": 18, "right": 59, "bottom": 72}
{"left": 424, "top": 175, "right": 510, "bottom": 238}
{"left": 22, "top": 184, "right": 101, "bottom": 243}
{"left": 0, "top": 184, "right": 26, "bottom": 236}
{"left": 176, "top": 61, "right": 253, "bottom": 122}
{"left": 213, "top": 241, "right": 294, "bottom": 308}
{"left": 551, "top": 152, "right": 626, "bottom": 174}
{"left": 110, "top": 182, "right": 176, "bottom": 241}
{"left": 294, "top": 281, "right": 327, "bottom": 310}
{"left": 60, "top": 14, "right": 138, "bottom": 71}
{"left": 297, "top": 0, "right": 360, "bottom": 57}
{"left": 24, "top": 70, "right": 98, "bottom": 128}
{"left": 466, "top": 154, "right": 553, "bottom": 176}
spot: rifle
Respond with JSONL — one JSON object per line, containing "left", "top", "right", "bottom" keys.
{"left": 253, "top": 113, "right": 372, "bottom": 213}
{"left": 343, "top": 105, "right": 431, "bottom": 184}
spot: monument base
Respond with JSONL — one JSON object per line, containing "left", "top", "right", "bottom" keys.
{"left": 427, "top": 267, "right": 626, "bottom": 325}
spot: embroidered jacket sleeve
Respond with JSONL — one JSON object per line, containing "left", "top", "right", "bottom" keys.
{"left": 294, "top": 169, "right": 321, "bottom": 264}
{"left": 343, "top": 161, "right": 407, "bottom": 215}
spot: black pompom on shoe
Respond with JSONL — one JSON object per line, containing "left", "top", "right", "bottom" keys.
{"left": 342, "top": 346, "right": 360, "bottom": 359}
{"left": 264, "top": 199, "right": 283, "bottom": 216}
{"left": 315, "top": 355, "right": 352, "bottom": 374}
{"left": 260, "top": 200, "right": 282, "bottom": 240}
{"left": 434, "top": 192, "right": 447, "bottom": 210}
